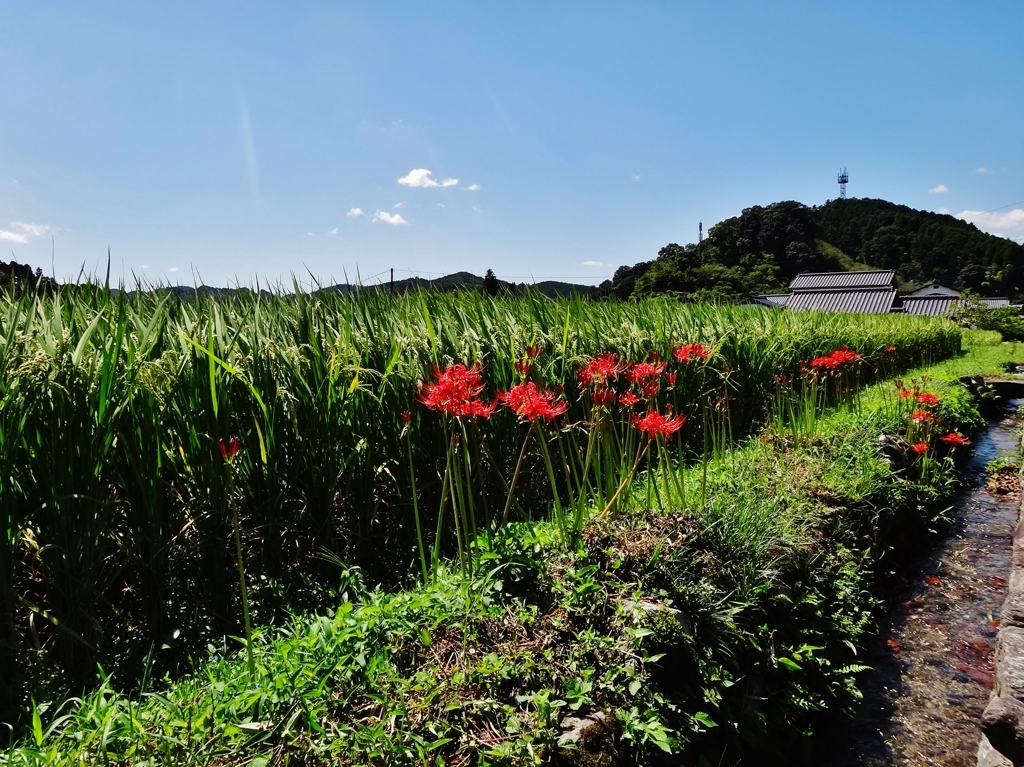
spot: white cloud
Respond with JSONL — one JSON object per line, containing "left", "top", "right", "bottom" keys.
{"left": 976, "top": 167, "right": 991, "bottom": 174}
{"left": 437, "top": 203, "right": 445, "bottom": 208}
{"left": 372, "top": 210, "right": 408, "bottom": 226}
{"left": 0, "top": 220, "right": 51, "bottom": 243}
{"left": 328, "top": 228, "right": 338, "bottom": 236}
{"left": 140, "top": 264, "right": 150, "bottom": 270}
{"left": 168, "top": 267, "right": 180, "bottom": 273}
{"left": 956, "top": 208, "right": 1024, "bottom": 239}
{"left": 346, "top": 207, "right": 364, "bottom": 218}
{"left": 632, "top": 173, "right": 641, "bottom": 182}
{"left": 12, "top": 221, "right": 50, "bottom": 237}
{"left": 928, "top": 184, "right": 948, "bottom": 194}
{"left": 582, "top": 260, "right": 606, "bottom": 267}
{"left": 398, "top": 168, "right": 458, "bottom": 188}
{"left": 393, "top": 201, "right": 405, "bottom": 208}
{"left": 938, "top": 207, "right": 950, "bottom": 215}
{"left": 472, "top": 205, "right": 482, "bottom": 213}
{"left": 306, "top": 232, "right": 315, "bottom": 237}
{"left": 466, "top": 183, "right": 481, "bottom": 191}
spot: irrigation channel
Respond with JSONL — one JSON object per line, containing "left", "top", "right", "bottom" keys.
{"left": 830, "top": 390, "right": 1023, "bottom": 766}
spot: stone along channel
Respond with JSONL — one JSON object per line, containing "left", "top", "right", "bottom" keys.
{"left": 834, "top": 398, "right": 1021, "bottom": 766}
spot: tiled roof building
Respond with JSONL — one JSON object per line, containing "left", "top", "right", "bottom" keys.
{"left": 751, "top": 273, "right": 1019, "bottom": 316}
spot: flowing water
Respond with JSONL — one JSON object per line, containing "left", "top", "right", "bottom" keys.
{"left": 832, "top": 401, "right": 1021, "bottom": 766}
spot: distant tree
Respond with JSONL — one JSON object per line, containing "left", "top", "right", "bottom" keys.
{"left": 0, "top": 260, "right": 57, "bottom": 295}
{"left": 483, "top": 269, "right": 500, "bottom": 297}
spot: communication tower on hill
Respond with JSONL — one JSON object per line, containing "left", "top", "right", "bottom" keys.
{"left": 838, "top": 168, "right": 849, "bottom": 199}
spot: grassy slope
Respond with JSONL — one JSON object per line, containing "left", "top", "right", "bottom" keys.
{"left": 5, "top": 334, "right": 1021, "bottom": 767}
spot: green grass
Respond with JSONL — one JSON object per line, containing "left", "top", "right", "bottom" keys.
{"left": 1, "top": 329, "right": 998, "bottom": 766}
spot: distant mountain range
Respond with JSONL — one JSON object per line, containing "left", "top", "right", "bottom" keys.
{"left": 11, "top": 271, "right": 593, "bottom": 300}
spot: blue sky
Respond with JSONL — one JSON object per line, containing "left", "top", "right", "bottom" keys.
{"left": 1, "top": 2, "right": 1022, "bottom": 288}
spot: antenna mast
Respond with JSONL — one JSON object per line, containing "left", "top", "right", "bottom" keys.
{"left": 837, "top": 168, "right": 849, "bottom": 199}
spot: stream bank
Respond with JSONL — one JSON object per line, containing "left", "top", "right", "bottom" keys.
{"left": 830, "top": 396, "right": 1021, "bottom": 766}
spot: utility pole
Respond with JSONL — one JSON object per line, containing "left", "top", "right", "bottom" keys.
{"left": 390, "top": 268, "right": 394, "bottom": 293}
{"left": 698, "top": 222, "right": 703, "bottom": 264}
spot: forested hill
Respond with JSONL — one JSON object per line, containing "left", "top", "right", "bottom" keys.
{"left": 593, "top": 198, "right": 1024, "bottom": 302}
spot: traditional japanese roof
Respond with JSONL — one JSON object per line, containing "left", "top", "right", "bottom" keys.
{"left": 907, "top": 282, "right": 960, "bottom": 297}
{"left": 899, "top": 296, "right": 1016, "bottom": 317}
{"left": 788, "top": 270, "right": 896, "bottom": 291}
{"left": 750, "top": 293, "right": 791, "bottom": 308}
{"left": 786, "top": 288, "right": 897, "bottom": 314}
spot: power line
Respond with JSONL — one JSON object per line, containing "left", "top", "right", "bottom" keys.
{"left": 984, "top": 199, "right": 1024, "bottom": 213}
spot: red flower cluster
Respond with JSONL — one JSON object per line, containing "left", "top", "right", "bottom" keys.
{"left": 916, "top": 392, "right": 940, "bottom": 407}
{"left": 631, "top": 410, "right": 686, "bottom": 439}
{"left": 577, "top": 352, "right": 625, "bottom": 388}
{"left": 939, "top": 432, "right": 970, "bottom": 446}
{"left": 810, "top": 348, "right": 861, "bottom": 370}
{"left": 619, "top": 391, "right": 641, "bottom": 407}
{"left": 500, "top": 382, "right": 567, "bottom": 423}
{"left": 625, "top": 361, "right": 666, "bottom": 397}
{"left": 418, "top": 363, "right": 495, "bottom": 419}
{"left": 625, "top": 361, "right": 666, "bottom": 383}
{"left": 898, "top": 388, "right": 912, "bottom": 399}
{"left": 591, "top": 388, "right": 616, "bottom": 407}
{"left": 911, "top": 410, "right": 932, "bottom": 424}
{"left": 910, "top": 442, "right": 929, "bottom": 454}
{"left": 673, "top": 343, "right": 710, "bottom": 363}
{"left": 665, "top": 371, "right": 678, "bottom": 385}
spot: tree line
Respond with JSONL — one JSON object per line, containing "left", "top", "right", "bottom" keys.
{"left": 592, "top": 198, "right": 1024, "bottom": 302}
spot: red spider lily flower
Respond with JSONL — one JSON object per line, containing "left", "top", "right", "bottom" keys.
{"left": 632, "top": 410, "right": 686, "bottom": 439}
{"left": 577, "top": 352, "right": 625, "bottom": 388}
{"left": 916, "top": 392, "right": 940, "bottom": 407}
{"left": 812, "top": 348, "right": 861, "bottom": 370}
{"left": 641, "top": 381, "right": 660, "bottom": 398}
{"left": 648, "top": 350, "right": 661, "bottom": 362}
{"left": 898, "top": 389, "right": 912, "bottom": 399}
{"left": 591, "top": 388, "right": 616, "bottom": 407}
{"left": 911, "top": 410, "right": 931, "bottom": 423}
{"left": 940, "top": 433, "right": 971, "bottom": 446}
{"left": 665, "top": 371, "right": 678, "bottom": 386}
{"left": 525, "top": 344, "right": 543, "bottom": 360}
{"left": 885, "top": 345, "right": 896, "bottom": 352}
{"left": 418, "top": 362, "right": 493, "bottom": 418}
{"left": 401, "top": 411, "right": 412, "bottom": 424}
{"left": 619, "top": 391, "right": 641, "bottom": 407}
{"left": 499, "top": 382, "right": 567, "bottom": 423}
{"left": 673, "top": 343, "right": 710, "bottom": 363}
{"left": 219, "top": 436, "right": 240, "bottom": 460}
{"left": 625, "top": 361, "right": 666, "bottom": 384}
{"left": 720, "top": 364, "right": 731, "bottom": 374}
{"left": 514, "top": 359, "right": 532, "bottom": 376}
{"left": 910, "top": 442, "right": 929, "bottom": 454}
{"left": 830, "top": 348, "right": 861, "bottom": 365}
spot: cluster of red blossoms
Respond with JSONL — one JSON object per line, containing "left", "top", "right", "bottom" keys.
{"left": 631, "top": 409, "right": 686, "bottom": 439}
{"left": 577, "top": 352, "right": 626, "bottom": 389}
{"left": 673, "top": 343, "right": 710, "bottom": 363}
{"left": 810, "top": 347, "right": 861, "bottom": 370}
{"left": 500, "top": 381, "right": 567, "bottom": 423}
{"left": 418, "top": 363, "right": 496, "bottom": 419}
